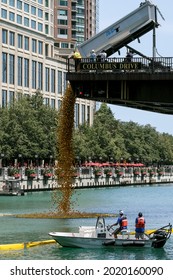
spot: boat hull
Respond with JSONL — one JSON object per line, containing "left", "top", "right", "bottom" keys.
{"left": 49, "top": 218, "right": 172, "bottom": 249}
{"left": 49, "top": 233, "right": 153, "bottom": 249}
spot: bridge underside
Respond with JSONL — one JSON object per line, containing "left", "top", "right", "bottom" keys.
{"left": 68, "top": 72, "right": 173, "bottom": 115}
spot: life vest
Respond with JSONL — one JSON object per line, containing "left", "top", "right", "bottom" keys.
{"left": 136, "top": 217, "right": 145, "bottom": 228}
{"left": 121, "top": 217, "right": 128, "bottom": 228}
{"left": 73, "top": 51, "right": 81, "bottom": 59}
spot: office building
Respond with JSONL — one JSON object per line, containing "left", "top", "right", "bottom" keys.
{"left": 0, "top": 0, "right": 98, "bottom": 126}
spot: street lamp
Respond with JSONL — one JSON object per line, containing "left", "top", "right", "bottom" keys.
{"left": 18, "top": 154, "right": 22, "bottom": 166}
{"left": 49, "top": 155, "right": 53, "bottom": 166}
{"left": 0, "top": 153, "right": 4, "bottom": 168}
{"left": 109, "top": 156, "right": 113, "bottom": 163}
{"left": 88, "top": 156, "right": 91, "bottom": 162}
{"left": 35, "top": 155, "right": 38, "bottom": 166}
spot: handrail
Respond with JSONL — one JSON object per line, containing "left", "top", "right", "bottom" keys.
{"left": 67, "top": 57, "right": 173, "bottom": 73}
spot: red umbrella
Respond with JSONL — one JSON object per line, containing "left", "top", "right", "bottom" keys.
{"left": 131, "top": 163, "right": 145, "bottom": 167}
{"left": 101, "top": 162, "right": 111, "bottom": 167}
{"left": 83, "top": 162, "right": 102, "bottom": 167}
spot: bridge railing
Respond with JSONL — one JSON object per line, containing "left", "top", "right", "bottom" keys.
{"left": 67, "top": 57, "right": 173, "bottom": 73}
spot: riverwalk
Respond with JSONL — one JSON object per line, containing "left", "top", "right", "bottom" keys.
{"left": 0, "top": 166, "right": 173, "bottom": 193}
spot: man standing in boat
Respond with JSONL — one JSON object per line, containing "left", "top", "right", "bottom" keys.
{"left": 135, "top": 212, "right": 146, "bottom": 239}
{"left": 110, "top": 210, "right": 128, "bottom": 238}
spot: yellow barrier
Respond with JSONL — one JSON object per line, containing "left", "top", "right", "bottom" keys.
{"left": 26, "top": 240, "right": 56, "bottom": 248}
{"left": 130, "top": 228, "right": 173, "bottom": 235}
{"left": 0, "top": 243, "right": 25, "bottom": 251}
{"left": 0, "top": 240, "right": 56, "bottom": 251}
{"left": 1, "top": 228, "right": 173, "bottom": 251}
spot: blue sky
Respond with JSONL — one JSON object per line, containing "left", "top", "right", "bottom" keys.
{"left": 99, "top": 0, "right": 173, "bottom": 135}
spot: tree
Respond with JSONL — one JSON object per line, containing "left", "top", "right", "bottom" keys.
{"left": 0, "top": 93, "right": 58, "bottom": 161}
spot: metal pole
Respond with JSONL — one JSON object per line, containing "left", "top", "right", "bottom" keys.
{"left": 153, "top": 25, "right": 156, "bottom": 59}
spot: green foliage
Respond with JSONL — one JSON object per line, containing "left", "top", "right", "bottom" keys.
{"left": 1, "top": 97, "right": 173, "bottom": 165}
{"left": 0, "top": 92, "right": 58, "bottom": 160}
{"left": 73, "top": 103, "right": 173, "bottom": 164}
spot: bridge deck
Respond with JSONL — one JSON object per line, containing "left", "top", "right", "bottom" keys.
{"left": 67, "top": 57, "right": 173, "bottom": 115}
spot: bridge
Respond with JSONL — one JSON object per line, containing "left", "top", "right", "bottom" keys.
{"left": 66, "top": 1, "right": 173, "bottom": 114}
{"left": 67, "top": 56, "right": 173, "bottom": 115}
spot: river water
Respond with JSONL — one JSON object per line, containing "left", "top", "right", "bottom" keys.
{"left": 0, "top": 184, "right": 173, "bottom": 260}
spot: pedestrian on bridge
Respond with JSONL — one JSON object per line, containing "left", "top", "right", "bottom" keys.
{"left": 99, "top": 50, "right": 107, "bottom": 62}
{"left": 90, "top": 50, "right": 97, "bottom": 62}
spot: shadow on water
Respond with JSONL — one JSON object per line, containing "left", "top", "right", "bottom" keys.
{"left": 43, "top": 245, "right": 171, "bottom": 261}
{"left": 0, "top": 243, "right": 171, "bottom": 260}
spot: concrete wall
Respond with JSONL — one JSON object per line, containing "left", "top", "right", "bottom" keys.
{"left": 1, "top": 166, "right": 173, "bottom": 191}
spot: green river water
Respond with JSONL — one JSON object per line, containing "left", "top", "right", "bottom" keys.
{"left": 0, "top": 184, "right": 173, "bottom": 260}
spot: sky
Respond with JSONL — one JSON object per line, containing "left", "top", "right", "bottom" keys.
{"left": 99, "top": 0, "right": 173, "bottom": 135}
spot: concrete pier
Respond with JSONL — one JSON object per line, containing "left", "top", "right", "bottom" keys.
{"left": 0, "top": 166, "right": 173, "bottom": 193}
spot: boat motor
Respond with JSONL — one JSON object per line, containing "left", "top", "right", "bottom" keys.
{"left": 151, "top": 224, "right": 172, "bottom": 248}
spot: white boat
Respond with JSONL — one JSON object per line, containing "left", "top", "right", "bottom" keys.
{"left": 0, "top": 179, "right": 24, "bottom": 196}
{"left": 49, "top": 217, "right": 172, "bottom": 249}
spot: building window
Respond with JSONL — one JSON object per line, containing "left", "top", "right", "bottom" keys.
{"left": 2, "top": 0, "right": 7, "bottom": 3}
{"left": 9, "top": 12, "right": 15, "bottom": 22}
{"left": 38, "top": 41, "right": 43, "bottom": 55}
{"left": 58, "top": 71, "right": 62, "bottom": 94}
{"left": 32, "top": 61, "right": 37, "bottom": 89}
{"left": 45, "top": 12, "right": 49, "bottom": 21}
{"left": 75, "top": 103, "right": 79, "bottom": 128}
{"left": 51, "top": 69, "right": 55, "bottom": 93}
{"left": 9, "top": 0, "right": 15, "bottom": 7}
{"left": 24, "top": 17, "right": 29, "bottom": 27}
{"left": 17, "top": 91, "right": 22, "bottom": 101}
{"left": 45, "top": 44, "right": 49, "bottom": 56}
{"left": 45, "top": 67, "right": 49, "bottom": 92}
{"left": 9, "top": 91, "right": 15, "bottom": 105}
{"left": 44, "top": 98, "right": 49, "bottom": 106}
{"left": 9, "top": 31, "right": 15, "bottom": 46}
{"left": 1, "top": 9, "right": 7, "bottom": 19}
{"left": 24, "top": 58, "right": 29, "bottom": 87}
{"left": 17, "top": 15, "right": 22, "bottom": 24}
{"left": 58, "top": 19, "right": 68, "bottom": 25}
{"left": 45, "top": 0, "right": 48, "bottom": 7}
{"left": 38, "top": 9, "right": 43, "bottom": 18}
{"left": 24, "top": 36, "right": 29, "bottom": 51}
{"left": 45, "top": 24, "right": 49, "bottom": 34}
{"left": 32, "top": 39, "right": 37, "bottom": 53}
{"left": 24, "top": 3, "right": 29, "bottom": 13}
{"left": 2, "top": 29, "right": 7, "bottom": 44}
{"left": 31, "top": 20, "right": 36, "bottom": 29}
{"left": 58, "top": 99, "right": 62, "bottom": 110}
{"left": 81, "top": 104, "right": 85, "bottom": 123}
{"left": 9, "top": 54, "right": 14, "bottom": 84}
{"left": 18, "top": 57, "right": 23, "bottom": 86}
{"left": 18, "top": 34, "right": 23, "bottom": 49}
{"left": 17, "top": 0, "right": 22, "bottom": 10}
{"left": 58, "top": 28, "right": 68, "bottom": 35}
{"left": 58, "top": 10, "right": 68, "bottom": 16}
{"left": 51, "top": 99, "right": 55, "bottom": 109}
{"left": 38, "top": 0, "right": 43, "bottom": 4}
{"left": 31, "top": 6, "right": 36, "bottom": 16}
{"left": 2, "top": 90, "right": 7, "bottom": 108}
{"left": 63, "top": 72, "right": 67, "bottom": 93}
{"left": 38, "top": 62, "right": 43, "bottom": 90}
{"left": 2, "top": 53, "right": 7, "bottom": 83}
{"left": 61, "top": 43, "right": 68, "bottom": 48}
{"left": 87, "top": 105, "right": 90, "bottom": 124}
{"left": 38, "top": 22, "right": 43, "bottom": 32}
{"left": 60, "top": 0, "right": 68, "bottom": 6}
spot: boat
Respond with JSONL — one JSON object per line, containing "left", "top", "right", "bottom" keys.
{"left": 49, "top": 216, "right": 172, "bottom": 249}
{"left": 0, "top": 179, "right": 24, "bottom": 196}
